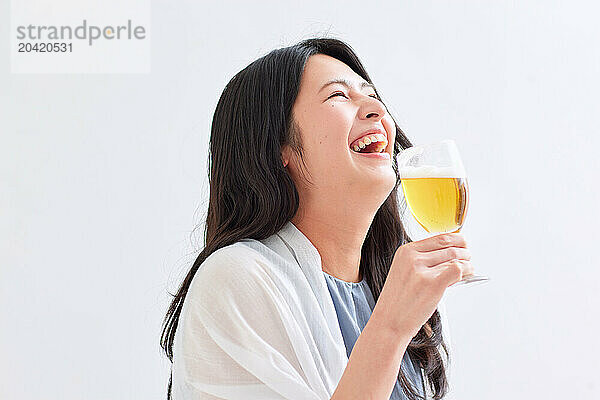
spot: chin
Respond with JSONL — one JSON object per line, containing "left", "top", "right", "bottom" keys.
{"left": 354, "top": 172, "right": 396, "bottom": 199}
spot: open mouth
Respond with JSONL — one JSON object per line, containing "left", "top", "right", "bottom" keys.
{"left": 350, "top": 133, "right": 388, "bottom": 154}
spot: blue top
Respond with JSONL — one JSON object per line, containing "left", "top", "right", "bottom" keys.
{"left": 322, "top": 270, "right": 426, "bottom": 400}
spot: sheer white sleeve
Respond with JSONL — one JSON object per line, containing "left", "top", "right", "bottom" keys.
{"left": 171, "top": 245, "right": 341, "bottom": 400}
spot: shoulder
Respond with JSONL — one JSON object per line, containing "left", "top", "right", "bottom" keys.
{"left": 194, "top": 242, "right": 262, "bottom": 278}
{"left": 180, "top": 241, "right": 296, "bottom": 331}
{"left": 188, "top": 242, "right": 278, "bottom": 299}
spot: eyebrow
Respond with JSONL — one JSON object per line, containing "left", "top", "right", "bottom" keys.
{"left": 318, "top": 78, "right": 376, "bottom": 93}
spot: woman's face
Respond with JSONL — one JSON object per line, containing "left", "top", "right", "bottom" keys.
{"left": 284, "top": 54, "right": 397, "bottom": 209}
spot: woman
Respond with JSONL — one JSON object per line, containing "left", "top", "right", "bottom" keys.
{"left": 160, "top": 37, "right": 473, "bottom": 400}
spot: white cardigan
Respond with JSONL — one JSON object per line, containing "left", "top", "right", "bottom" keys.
{"left": 171, "top": 221, "right": 452, "bottom": 399}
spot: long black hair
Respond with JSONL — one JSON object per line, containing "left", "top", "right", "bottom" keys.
{"left": 160, "top": 37, "right": 450, "bottom": 400}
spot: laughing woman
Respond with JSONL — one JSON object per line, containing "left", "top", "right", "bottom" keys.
{"left": 160, "top": 38, "right": 473, "bottom": 400}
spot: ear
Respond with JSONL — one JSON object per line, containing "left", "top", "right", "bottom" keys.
{"left": 280, "top": 144, "right": 291, "bottom": 167}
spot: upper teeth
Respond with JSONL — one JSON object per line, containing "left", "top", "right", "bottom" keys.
{"left": 351, "top": 134, "right": 387, "bottom": 152}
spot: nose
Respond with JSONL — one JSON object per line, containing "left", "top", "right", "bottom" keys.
{"left": 359, "top": 94, "right": 387, "bottom": 121}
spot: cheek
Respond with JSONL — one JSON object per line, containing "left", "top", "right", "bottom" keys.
{"left": 310, "top": 105, "right": 353, "bottom": 145}
{"left": 382, "top": 116, "right": 396, "bottom": 146}
{"left": 321, "top": 103, "right": 353, "bottom": 129}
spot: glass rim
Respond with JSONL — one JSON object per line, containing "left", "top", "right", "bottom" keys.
{"left": 396, "top": 138, "right": 467, "bottom": 179}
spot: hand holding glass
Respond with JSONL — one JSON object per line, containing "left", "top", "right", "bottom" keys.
{"left": 396, "top": 139, "right": 489, "bottom": 287}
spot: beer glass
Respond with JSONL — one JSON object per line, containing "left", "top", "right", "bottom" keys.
{"left": 396, "top": 139, "right": 489, "bottom": 287}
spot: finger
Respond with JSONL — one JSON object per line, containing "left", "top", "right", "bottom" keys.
{"left": 433, "top": 259, "right": 473, "bottom": 273}
{"left": 461, "top": 260, "right": 475, "bottom": 277}
{"left": 432, "top": 259, "right": 468, "bottom": 285}
{"left": 411, "top": 232, "right": 468, "bottom": 252}
{"left": 421, "top": 246, "right": 471, "bottom": 267}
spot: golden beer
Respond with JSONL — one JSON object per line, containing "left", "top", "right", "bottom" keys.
{"left": 397, "top": 140, "right": 489, "bottom": 286}
{"left": 400, "top": 176, "right": 469, "bottom": 233}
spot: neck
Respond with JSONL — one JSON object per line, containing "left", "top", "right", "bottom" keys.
{"left": 291, "top": 204, "right": 376, "bottom": 283}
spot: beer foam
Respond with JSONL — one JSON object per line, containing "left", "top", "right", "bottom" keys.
{"left": 399, "top": 165, "right": 465, "bottom": 178}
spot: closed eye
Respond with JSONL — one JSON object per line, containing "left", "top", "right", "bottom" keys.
{"left": 327, "top": 92, "right": 347, "bottom": 99}
{"left": 327, "top": 92, "right": 381, "bottom": 101}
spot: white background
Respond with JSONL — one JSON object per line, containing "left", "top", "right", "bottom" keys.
{"left": 1, "top": 1, "right": 598, "bottom": 399}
